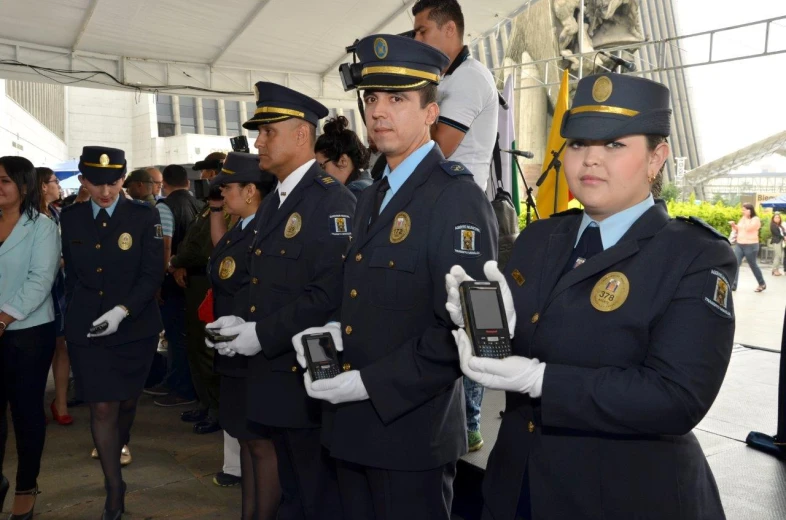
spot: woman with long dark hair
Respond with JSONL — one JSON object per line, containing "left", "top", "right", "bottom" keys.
{"left": 314, "top": 115, "right": 373, "bottom": 194}
{"left": 36, "top": 167, "right": 73, "bottom": 426}
{"left": 730, "top": 202, "right": 766, "bottom": 292}
{"left": 0, "top": 156, "right": 60, "bottom": 520}
{"left": 769, "top": 212, "right": 784, "bottom": 276}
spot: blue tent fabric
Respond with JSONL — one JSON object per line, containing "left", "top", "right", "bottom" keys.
{"left": 761, "top": 194, "right": 786, "bottom": 211}
{"left": 51, "top": 159, "right": 80, "bottom": 180}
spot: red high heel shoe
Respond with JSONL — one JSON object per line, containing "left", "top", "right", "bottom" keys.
{"left": 50, "top": 400, "right": 73, "bottom": 426}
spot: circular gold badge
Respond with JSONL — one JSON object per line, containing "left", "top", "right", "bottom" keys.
{"left": 118, "top": 232, "right": 133, "bottom": 251}
{"left": 374, "top": 37, "right": 389, "bottom": 59}
{"left": 389, "top": 212, "right": 411, "bottom": 244}
{"left": 284, "top": 212, "right": 302, "bottom": 239}
{"left": 218, "top": 257, "right": 236, "bottom": 280}
{"left": 592, "top": 76, "right": 613, "bottom": 103}
{"left": 99, "top": 154, "right": 110, "bottom": 167}
{"left": 590, "top": 272, "right": 629, "bottom": 312}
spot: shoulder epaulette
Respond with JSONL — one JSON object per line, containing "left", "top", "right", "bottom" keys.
{"left": 675, "top": 216, "right": 727, "bottom": 241}
{"left": 550, "top": 208, "right": 583, "bottom": 218}
{"left": 315, "top": 174, "right": 340, "bottom": 189}
{"left": 439, "top": 161, "right": 473, "bottom": 177}
{"left": 201, "top": 206, "right": 211, "bottom": 218}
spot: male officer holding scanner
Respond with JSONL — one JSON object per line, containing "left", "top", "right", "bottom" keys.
{"left": 292, "top": 34, "right": 498, "bottom": 519}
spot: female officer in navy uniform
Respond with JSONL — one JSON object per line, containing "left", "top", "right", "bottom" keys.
{"left": 447, "top": 74, "right": 736, "bottom": 520}
{"left": 61, "top": 146, "right": 164, "bottom": 520}
{"left": 206, "top": 153, "right": 280, "bottom": 520}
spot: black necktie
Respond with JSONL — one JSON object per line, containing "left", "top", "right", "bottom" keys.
{"left": 96, "top": 208, "right": 110, "bottom": 233}
{"left": 563, "top": 224, "right": 603, "bottom": 275}
{"left": 368, "top": 177, "right": 390, "bottom": 229}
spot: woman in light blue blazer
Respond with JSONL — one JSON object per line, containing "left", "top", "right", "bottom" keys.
{"left": 0, "top": 156, "right": 61, "bottom": 520}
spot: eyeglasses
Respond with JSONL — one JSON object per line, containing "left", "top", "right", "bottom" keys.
{"left": 318, "top": 159, "right": 334, "bottom": 170}
{"left": 46, "top": 178, "right": 60, "bottom": 185}
{"left": 152, "top": 181, "right": 163, "bottom": 186}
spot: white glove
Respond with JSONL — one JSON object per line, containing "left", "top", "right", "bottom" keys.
{"left": 205, "top": 316, "right": 246, "bottom": 354}
{"left": 304, "top": 370, "right": 369, "bottom": 404}
{"left": 87, "top": 306, "right": 128, "bottom": 338}
{"left": 292, "top": 322, "right": 343, "bottom": 369}
{"left": 452, "top": 328, "right": 545, "bottom": 397}
{"left": 445, "top": 261, "right": 517, "bottom": 336}
{"left": 220, "top": 322, "right": 261, "bottom": 357}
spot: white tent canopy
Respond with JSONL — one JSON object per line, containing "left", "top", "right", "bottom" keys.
{"left": 0, "top": 0, "right": 525, "bottom": 101}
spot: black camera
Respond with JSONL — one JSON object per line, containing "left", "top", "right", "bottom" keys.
{"left": 230, "top": 135, "right": 249, "bottom": 153}
{"left": 339, "top": 63, "right": 364, "bottom": 92}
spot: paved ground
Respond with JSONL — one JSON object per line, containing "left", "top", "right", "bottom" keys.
{"left": 734, "top": 261, "right": 784, "bottom": 350}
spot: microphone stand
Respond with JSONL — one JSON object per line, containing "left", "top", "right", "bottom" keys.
{"left": 535, "top": 141, "right": 568, "bottom": 218}
{"left": 512, "top": 155, "right": 540, "bottom": 225}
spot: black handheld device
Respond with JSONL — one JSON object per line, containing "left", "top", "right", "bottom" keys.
{"left": 205, "top": 328, "right": 239, "bottom": 343}
{"left": 301, "top": 332, "right": 342, "bottom": 381}
{"left": 89, "top": 321, "right": 109, "bottom": 335}
{"left": 230, "top": 135, "right": 249, "bottom": 153}
{"left": 459, "top": 281, "right": 512, "bottom": 359}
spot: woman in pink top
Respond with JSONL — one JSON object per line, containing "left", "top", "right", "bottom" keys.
{"left": 730, "top": 203, "right": 766, "bottom": 292}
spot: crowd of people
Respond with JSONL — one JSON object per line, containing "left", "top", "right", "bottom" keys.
{"left": 0, "top": 1, "right": 747, "bottom": 519}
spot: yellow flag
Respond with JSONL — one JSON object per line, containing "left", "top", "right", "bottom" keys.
{"left": 535, "top": 69, "right": 571, "bottom": 219}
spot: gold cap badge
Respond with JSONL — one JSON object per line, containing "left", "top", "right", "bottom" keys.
{"left": 99, "top": 154, "right": 110, "bottom": 167}
{"left": 374, "top": 37, "right": 389, "bottom": 60}
{"left": 592, "top": 76, "right": 613, "bottom": 103}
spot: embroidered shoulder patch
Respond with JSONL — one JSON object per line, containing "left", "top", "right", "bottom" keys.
{"left": 330, "top": 214, "right": 352, "bottom": 236}
{"left": 316, "top": 175, "right": 339, "bottom": 188}
{"left": 703, "top": 269, "right": 733, "bottom": 319}
{"left": 154, "top": 224, "right": 163, "bottom": 239}
{"left": 454, "top": 224, "right": 481, "bottom": 257}
{"left": 440, "top": 161, "right": 472, "bottom": 177}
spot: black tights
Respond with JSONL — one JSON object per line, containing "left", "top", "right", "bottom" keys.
{"left": 89, "top": 398, "right": 138, "bottom": 511}
{"left": 239, "top": 438, "right": 280, "bottom": 520}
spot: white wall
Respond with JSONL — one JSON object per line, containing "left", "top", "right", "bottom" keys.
{"left": 0, "top": 80, "right": 67, "bottom": 166}
{"left": 67, "top": 86, "right": 135, "bottom": 165}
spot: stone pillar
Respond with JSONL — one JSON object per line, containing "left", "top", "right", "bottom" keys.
{"left": 516, "top": 52, "right": 548, "bottom": 199}
{"left": 195, "top": 97, "right": 205, "bottom": 135}
{"left": 218, "top": 99, "right": 228, "bottom": 136}
{"left": 172, "top": 95, "right": 182, "bottom": 136}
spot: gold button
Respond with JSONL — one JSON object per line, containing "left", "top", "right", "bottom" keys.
{"left": 342, "top": 363, "right": 351, "bottom": 371}
{"left": 252, "top": 278, "right": 258, "bottom": 285}
{"left": 250, "top": 306, "right": 256, "bottom": 313}
{"left": 255, "top": 249, "right": 262, "bottom": 256}
{"left": 99, "top": 291, "right": 104, "bottom": 296}
{"left": 531, "top": 313, "right": 540, "bottom": 324}
{"left": 345, "top": 325, "right": 353, "bottom": 335}
{"left": 388, "top": 261, "right": 395, "bottom": 268}
{"left": 280, "top": 249, "right": 286, "bottom": 255}
{"left": 96, "top": 267, "right": 103, "bottom": 273}
{"left": 355, "top": 253, "right": 363, "bottom": 262}
{"left": 226, "top": 239, "right": 231, "bottom": 244}
{"left": 350, "top": 289, "right": 358, "bottom": 298}
{"left": 528, "top": 421, "right": 535, "bottom": 433}
{"left": 95, "top": 243, "right": 101, "bottom": 249}
{"left": 291, "top": 366, "right": 298, "bottom": 373}
{"left": 102, "top": 222, "right": 107, "bottom": 228}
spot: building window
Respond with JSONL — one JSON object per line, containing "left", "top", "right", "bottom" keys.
{"left": 226, "top": 101, "right": 242, "bottom": 136}
{"left": 157, "top": 94, "right": 175, "bottom": 137}
{"left": 203, "top": 99, "right": 219, "bottom": 135}
{"left": 180, "top": 96, "right": 196, "bottom": 134}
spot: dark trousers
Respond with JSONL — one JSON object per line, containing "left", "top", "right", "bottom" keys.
{"left": 733, "top": 243, "right": 765, "bottom": 287}
{"left": 0, "top": 322, "right": 56, "bottom": 490}
{"left": 184, "top": 275, "right": 219, "bottom": 417}
{"left": 269, "top": 426, "right": 341, "bottom": 520}
{"left": 336, "top": 459, "right": 457, "bottom": 520}
{"left": 160, "top": 278, "right": 195, "bottom": 400}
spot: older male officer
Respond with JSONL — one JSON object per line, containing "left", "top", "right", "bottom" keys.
{"left": 207, "top": 82, "right": 355, "bottom": 519}
{"left": 291, "top": 35, "right": 498, "bottom": 519}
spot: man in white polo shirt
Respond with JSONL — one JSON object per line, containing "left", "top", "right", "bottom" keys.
{"left": 414, "top": 0, "right": 499, "bottom": 192}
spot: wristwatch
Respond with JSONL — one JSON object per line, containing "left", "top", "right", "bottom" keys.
{"left": 210, "top": 206, "right": 224, "bottom": 213}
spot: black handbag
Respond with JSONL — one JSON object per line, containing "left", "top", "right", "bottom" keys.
{"left": 490, "top": 134, "right": 520, "bottom": 269}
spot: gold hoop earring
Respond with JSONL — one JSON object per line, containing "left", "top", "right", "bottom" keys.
{"left": 245, "top": 197, "right": 252, "bottom": 204}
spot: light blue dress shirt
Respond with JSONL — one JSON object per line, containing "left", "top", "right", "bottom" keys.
{"left": 378, "top": 140, "right": 436, "bottom": 214}
{"left": 240, "top": 214, "right": 255, "bottom": 230}
{"left": 576, "top": 194, "right": 655, "bottom": 250}
{"left": 91, "top": 196, "right": 121, "bottom": 218}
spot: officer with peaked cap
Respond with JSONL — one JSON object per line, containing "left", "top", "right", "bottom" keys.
{"left": 206, "top": 84, "right": 355, "bottom": 519}
{"left": 61, "top": 146, "right": 164, "bottom": 518}
{"left": 289, "top": 34, "right": 498, "bottom": 519}
{"left": 446, "top": 73, "right": 735, "bottom": 519}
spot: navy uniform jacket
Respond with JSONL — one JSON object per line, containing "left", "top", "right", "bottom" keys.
{"left": 482, "top": 202, "right": 735, "bottom": 520}
{"left": 210, "top": 219, "right": 255, "bottom": 378}
{"left": 61, "top": 196, "right": 164, "bottom": 347}
{"left": 245, "top": 163, "right": 356, "bottom": 429}
{"left": 322, "top": 147, "right": 498, "bottom": 471}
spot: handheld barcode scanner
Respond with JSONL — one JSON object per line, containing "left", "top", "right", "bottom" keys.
{"left": 302, "top": 332, "right": 342, "bottom": 380}
{"left": 459, "top": 281, "right": 512, "bottom": 359}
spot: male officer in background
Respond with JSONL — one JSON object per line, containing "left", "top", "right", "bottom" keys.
{"left": 292, "top": 35, "right": 497, "bottom": 519}
{"left": 207, "top": 82, "right": 355, "bottom": 519}
{"left": 123, "top": 169, "right": 157, "bottom": 207}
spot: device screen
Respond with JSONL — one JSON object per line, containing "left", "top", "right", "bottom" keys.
{"left": 469, "top": 289, "right": 505, "bottom": 329}
{"left": 306, "top": 337, "right": 333, "bottom": 363}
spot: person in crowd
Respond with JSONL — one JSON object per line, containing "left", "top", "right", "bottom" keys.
{"left": 413, "top": 0, "right": 500, "bottom": 451}
{"left": 314, "top": 116, "right": 373, "bottom": 195}
{"left": 730, "top": 203, "right": 765, "bottom": 292}
{"left": 447, "top": 73, "right": 735, "bottom": 520}
{"left": 145, "top": 165, "right": 202, "bottom": 407}
{"left": 61, "top": 146, "right": 164, "bottom": 519}
{"left": 206, "top": 81, "right": 355, "bottom": 519}
{"left": 123, "top": 169, "right": 156, "bottom": 207}
{"left": 146, "top": 167, "right": 164, "bottom": 200}
{"left": 769, "top": 212, "right": 784, "bottom": 277}
{"left": 0, "top": 156, "right": 60, "bottom": 520}
{"left": 36, "top": 167, "right": 72, "bottom": 427}
{"left": 207, "top": 152, "right": 280, "bottom": 519}
{"left": 171, "top": 153, "right": 227, "bottom": 435}
{"left": 292, "top": 35, "right": 497, "bottom": 520}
